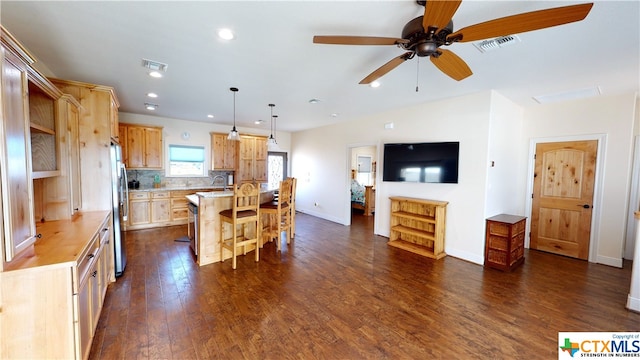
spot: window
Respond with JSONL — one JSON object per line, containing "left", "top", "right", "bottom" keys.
{"left": 168, "top": 145, "right": 205, "bottom": 176}
{"left": 268, "top": 152, "right": 288, "bottom": 189}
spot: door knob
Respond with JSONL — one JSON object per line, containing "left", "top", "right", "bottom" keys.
{"left": 578, "top": 204, "right": 591, "bottom": 209}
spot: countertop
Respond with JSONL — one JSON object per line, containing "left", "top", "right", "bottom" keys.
{"left": 129, "top": 185, "right": 225, "bottom": 192}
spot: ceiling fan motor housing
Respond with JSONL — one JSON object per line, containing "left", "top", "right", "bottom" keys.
{"left": 401, "top": 16, "right": 453, "bottom": 57}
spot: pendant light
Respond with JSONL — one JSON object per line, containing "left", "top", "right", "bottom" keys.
{"left": 270, "top": 114, "right": 280, "bottom": 151}
{"left": 267, "top": 103, "right": 279, "bottom": 150}
{"left": 227, "top": 87, "right": 240, "bottom": 141}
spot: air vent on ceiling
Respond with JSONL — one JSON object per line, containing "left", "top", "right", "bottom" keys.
{"left": 141, "top": 59, "right": 168, "bottom": 72}
{"left": 473, "top": 35, "right": 521, "bottom": 53}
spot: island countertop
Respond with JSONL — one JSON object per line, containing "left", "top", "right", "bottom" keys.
{"left": 195, "top": 187, "right": 275, "bottom": 266}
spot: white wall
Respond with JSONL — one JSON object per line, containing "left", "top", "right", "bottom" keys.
{"left": 119, "top": 112, "right": 292, "bottom": 175}
{"left": 292, "top": 91, "right": 508, "bottom": 264}
{"left": 292, "top": 90, "right": 639, "bottom": 267}
{"left": 521, "top": 93, "right": 637, "bottom": 267}
{"left": 484, "top": 91, "right": 526, "bottom": 218}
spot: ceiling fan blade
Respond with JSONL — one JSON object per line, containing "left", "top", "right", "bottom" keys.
{"left": 359, "top": 52, "right": 413, "bottom": 84}
{"left": 422, "top": 0, "right": 462, "bottom": 32}
{"left": 448, "top": 3, "right": 593, "bottom": 43}
{"left": 313, "top": 36, "right": 408, "bottom": 45}
{"left": 430, "top": 49, "right": 472, "bottom": 81}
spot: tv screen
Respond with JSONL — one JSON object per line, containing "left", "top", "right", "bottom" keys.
{"left": 383, "top": 142, "right": 459, "bottom": 183}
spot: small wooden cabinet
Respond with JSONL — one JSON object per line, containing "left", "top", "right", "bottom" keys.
{"left": 120, "top": 123, "right": 163, "bottom": 169}
{"left": 237, "top": 135, "right": 267, "bottom": 184}
{"left": 211, "top": 132, "right": 237, "bottom": 170}
{"left": 484, "top": 214, "right": 526, "bottom": 271}
{"left": 126, "top": 189, "right": 207, "bottom": 230}
{"left": 388, "top": 197, "right": 448, "bottom": 259}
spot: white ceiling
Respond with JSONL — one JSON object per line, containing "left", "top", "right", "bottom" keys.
{"left": 1, "top": 1, "right": 638, "bottom": 133}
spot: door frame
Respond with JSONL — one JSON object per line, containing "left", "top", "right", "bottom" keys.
{"left": 345, "top": 143, "right": 378, "bottom": 227}
{"left": 524, "top": 134, "right": 606, "bottom": 263}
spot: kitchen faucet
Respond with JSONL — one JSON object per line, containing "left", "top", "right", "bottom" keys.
{"left": 211, "top": 174, "right": 227, "bottom": 190}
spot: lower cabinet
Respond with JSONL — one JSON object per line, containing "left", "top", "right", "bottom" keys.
{"left": 126, "top": 189, "right": 207, "bottom": 230}
{"left": 0, "top": 212, "right": 112, "bottom": 360}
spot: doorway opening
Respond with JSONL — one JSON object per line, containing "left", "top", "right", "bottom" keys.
{"left": 349, "top": 145, "right": 377, "bottom": 222}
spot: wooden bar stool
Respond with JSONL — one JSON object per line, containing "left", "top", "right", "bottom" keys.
{"left": 220, "top": 183, "right": 260, "bottom": 269}
{"left": 260, "top": 178, "right": 293, "bottom": 251}
{"left": 288, "top": 177, "right": 297, "bottom": 240}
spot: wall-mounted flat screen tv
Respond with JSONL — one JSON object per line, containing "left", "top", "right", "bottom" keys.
{"left": 383, "top": 142, "right": 459, "bottom": 183}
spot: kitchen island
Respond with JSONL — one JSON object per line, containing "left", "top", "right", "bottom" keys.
{"left": 187, "top": 187, "right": 275, "bottom": 266}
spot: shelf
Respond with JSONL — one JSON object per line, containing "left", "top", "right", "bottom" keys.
{"left": 30, "top": 123, "right": 55, "bottom": 135}
{"left": 32, "top": 170, "right": 61, "bottom": 179}
{"left": 387, "top": 239, "right": 445, "bottom": 259}
{"left": 389, "top": 196, "right": 447, "bottom": 260}
{"left": 391, "top": 211, "right": 436, "bottom": 223}
{"left": 391, "top": 225, "right": 435, "bottom": 240}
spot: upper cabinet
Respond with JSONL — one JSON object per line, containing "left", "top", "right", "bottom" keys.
{"left": 211, "top": 132, "right": 237, "bottom": 170}
{"left": 1, "top": 27, "right": 37, "bottom": 263}
{"left": 49, "top": 78, "right": 119, "bottom": 212}
{"left": 119, "top": 123, "right": 163, "bottom": 169}
{"left": 237, "top": 135, "right": 267, "bottom": 184}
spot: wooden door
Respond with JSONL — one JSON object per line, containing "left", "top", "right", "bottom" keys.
{"left": 530, "top": 140, "right": 597, "bottom": 260}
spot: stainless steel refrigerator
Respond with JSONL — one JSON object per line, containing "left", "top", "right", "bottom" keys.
{"left": 110, "top": 143, "right": 128, "bottom": 276}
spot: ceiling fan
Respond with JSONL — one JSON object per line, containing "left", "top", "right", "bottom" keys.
{"left": 313, "top": 1, "right": 593, "bottom": 84}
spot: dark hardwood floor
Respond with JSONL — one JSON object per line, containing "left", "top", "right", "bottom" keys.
{"left": 90, "top": 212, "right": 639, "bottom": 359}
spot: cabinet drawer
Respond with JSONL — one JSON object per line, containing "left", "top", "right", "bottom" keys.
{"left": 488, "top": 222, "right": 510, "bottom": 236}
{"left": 171, "top": 198, "right": 188, "bottom": 208}
{"left": 172, "top": 208, "right": 189, "bottom": 221}
{"left": 488, "top": 235, "right": 508, "bottom": 251}
{"left": 129, "top": 192, "right": 149, "bottom": 200}
{"left": 78, "top": 235, "right": 100, "bottom": 288}
{"left": 152, "top": 191, "right": 170, "bottom": 199}
{"left": 170, "top": 190, "right": 193, "bottom": 198}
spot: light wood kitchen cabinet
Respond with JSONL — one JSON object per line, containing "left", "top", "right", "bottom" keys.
{"left": 211, "top": 132, "right": 237, "bottom": 170}
{"left": 150, "top": 191, "right": 171, "bottom": 223}
{"left": 128, "top": 191, "right": 151, "bottom": 226}
{"left": 1, "top": 26, "right": 37, "bottom": 263}
{"left": 49, "top": 78, "right": 119, "bottom": 212}
{"left": 1, "top": 212, "right": 111, "bottom": 360}
{"left": 237, "top": 135, "right": 268, "bottom": 184}
{"left": 110, "top": 96, "right": 119, "bottom": 143}
{"left": 65, "top": 95, "right": 83, "bottom": 215}
{"left": 120, "top": 123, "right": 163, "bottom": 169}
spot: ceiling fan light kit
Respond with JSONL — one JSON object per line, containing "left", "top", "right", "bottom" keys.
{"left": 313, "top": 0, "right": 593, "bottom": 85}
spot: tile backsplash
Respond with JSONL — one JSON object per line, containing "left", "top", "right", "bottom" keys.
{"left": 126, "top": 170, "right": 233, "bottom": 189}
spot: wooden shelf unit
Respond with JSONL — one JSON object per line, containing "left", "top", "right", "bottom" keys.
{"left": 389, "top": 197, "right": 448, "bottom": 259}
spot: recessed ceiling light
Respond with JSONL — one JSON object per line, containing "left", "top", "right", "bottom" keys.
{"left": 145, "top": 103, "right": 158, "bottom": 110}
{"left": 370, "top": 81, "right": 381, "bottom": 88}
{"left": 207, "top": 114, "right": 214, "bottom": 119}
{"left": 331, "top": 113, "right": 339, "bottom": 118}
{"left": 147, "top": 92, "right": 158, "bottom": 98}
{"left": 218, "top": 28, "right": 234, "bottom": 40}
{"left": 308, "top": 98, "right": 321, "bottom": 104}
{"left": 149, "top": 71, "right": 163, "bottom": 78}
{"left": 254, "top": 120, "right": 264, "bottom": 125}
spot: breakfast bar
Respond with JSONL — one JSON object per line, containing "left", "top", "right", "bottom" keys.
{"left": 187, "top": 188, "right": 275, "bottom": 266}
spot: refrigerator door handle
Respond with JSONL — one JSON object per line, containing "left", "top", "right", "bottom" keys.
{"left": 121, "top": 163, "right": 129, "bottom": 221}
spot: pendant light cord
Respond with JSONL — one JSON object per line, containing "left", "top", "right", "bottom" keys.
{"left": 415, "top": 58, "right": 420, "bottom": 93}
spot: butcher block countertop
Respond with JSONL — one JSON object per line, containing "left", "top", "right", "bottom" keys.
{"left": 4, "top": 211, "right": 110, "bottom": 272}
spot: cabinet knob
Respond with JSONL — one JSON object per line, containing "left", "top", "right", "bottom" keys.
{"left": 92, "top": 270, "right": 98, "bottom": 277}
{"left": 88, "top": 254, "right": 95, "bottom": 259}
{"left": 36, "top": 233, "right": 42, "bottom": 239}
